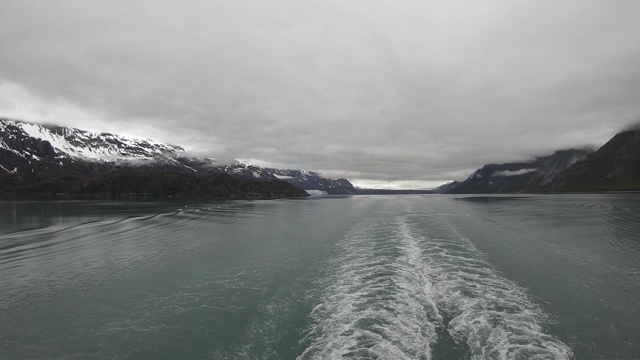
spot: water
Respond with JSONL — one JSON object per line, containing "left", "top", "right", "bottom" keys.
{"left": 0, "top": 195, "right": 639, "bottom": 359}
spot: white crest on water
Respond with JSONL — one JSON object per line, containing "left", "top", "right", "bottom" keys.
{"left": 298, "top": 218, "right": 441, "bottom": 360}
{"left": 300, "top": 211, "right": 573, "bottom": 360}
{"left": 405, "top": 214, "right": 574, "bottom": 360}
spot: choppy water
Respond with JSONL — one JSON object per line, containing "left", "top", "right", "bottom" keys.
{"left": 1, "top": 195, "right": 639, "bottom": 359}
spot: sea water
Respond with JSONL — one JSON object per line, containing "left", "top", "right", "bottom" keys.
{"left": 1, "top": 195, "right": 638, "bottom": 359}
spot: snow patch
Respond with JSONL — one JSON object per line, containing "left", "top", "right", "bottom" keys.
{"left": 273, "top": 174, "right": 293, "bottom": 180}
{"left": 305, "top": 189, "right": 328, "bottom": 196}
{"left": 0, "top": 137, "right": 26, "bottom": 158}
{"left": 13, "top": 120, "right": 184, "bottom": 162}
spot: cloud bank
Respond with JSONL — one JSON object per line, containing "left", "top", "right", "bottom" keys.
{"left": 1, "top": 0, "right": 640, "bottom": 187}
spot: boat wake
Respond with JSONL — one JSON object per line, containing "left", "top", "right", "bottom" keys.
{"left": 299, "top": 214, "right": 573, "bottom": 359}
{"left": 299, "top": 218, "right": 440, "bottom": 359}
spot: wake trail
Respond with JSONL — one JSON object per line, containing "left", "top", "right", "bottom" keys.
{"left": 300, "top": 209, "right": 573, "bottom": 360}
{"left": 298, "top": 217, "right": 441, "bottom": 360}
{"left": 404, "top": 214, "right": 573, "bottom": 360}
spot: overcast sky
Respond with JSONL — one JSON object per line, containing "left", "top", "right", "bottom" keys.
{"left": 1, "top": 1, "right": 640, "bottom": 189}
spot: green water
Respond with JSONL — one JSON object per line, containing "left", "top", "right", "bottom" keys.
{"left": 0, "top": 195, "right": 638, "bottom": 359}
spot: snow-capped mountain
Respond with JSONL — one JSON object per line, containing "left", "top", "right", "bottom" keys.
{"left": 0, "top": 118, "right": 356, "bottom": 194}
{"left": 216, "top": 163, "right": 356, "bottom": 194}
{"left": 1, "top": 119, "right": 184, "bottom": 162}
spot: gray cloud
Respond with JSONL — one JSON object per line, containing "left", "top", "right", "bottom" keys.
{"left": 1, "top": 0, "right": 640, "bottom": 187}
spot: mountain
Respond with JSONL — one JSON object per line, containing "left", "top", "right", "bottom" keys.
{"left": 433, "top": 181, "right": 461, "bottom": 194}
{"left": 214, "top": 163, "right": 357, "bottom": 195}
{"left": 447, "top": 149, "right": 592, "bottom": 194}
{"left": 0, "top": 118, "right": 354, "bottom": 197}
{"left": 0, "top": 120, "right": 184, "bottom": 163}
{"left": 0, "top": 118, "right": 191, "bottom": 176}
{"left": 447, "top": 128, "right": 640, "bottom": 194}
{"left": 0, "top": 170, "right": 308, "bottom": 199}
{"left": 550, "top": 129, "right": 640, "bottom": 192}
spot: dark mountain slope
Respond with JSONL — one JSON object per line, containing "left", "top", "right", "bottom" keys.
{"left": 0, "top": 118, "right": 353, "bottom": 196}
{"left": 0, "top": 170, "right": 308, "bottom": 199}
{"left": 448, "top": 149, "right": 590, "bottom": 193}
{"left": 433, "top": 181, "right": 461, "bottom": 194}
{"left": 551, "top": 129, "right": 640, "bottom": 191}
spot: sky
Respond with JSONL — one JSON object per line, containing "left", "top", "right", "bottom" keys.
{"left": 1, "top": 1, "right": 640, "bottom": 189}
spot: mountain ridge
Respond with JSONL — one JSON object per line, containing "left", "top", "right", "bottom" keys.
{"left": 5, "top": 118, "right": 638, "bottom": 196}
{"left": 447, "top": 129, "right": 640, "bottom": 193}
{"left": 0, "top": 118, "right": 355, "bottom": 197}
{"left": 549, "top": 129, "right": 640, "bottom": 192}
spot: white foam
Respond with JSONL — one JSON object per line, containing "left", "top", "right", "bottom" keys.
{"left": 405, "top": 216, "right": 573, "bottom": 360}
{"left": 300, "top": 213, "right": 573, "bottom": 359}
{"left": 298, "top": 218, "right": 441, "bottom": 359}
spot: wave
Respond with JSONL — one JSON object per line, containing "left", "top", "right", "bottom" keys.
{"left": 300, "top": 213, "right": 573, "bottom": 359}
{"left": 298, "top": 218, "right": 441, "bottom": 359}
{"left": 405, "top": 214, "right": 573, "bottom": 360}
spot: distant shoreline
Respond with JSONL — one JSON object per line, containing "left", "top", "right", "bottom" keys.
{"left": 0, "top": 192, "right": 309, "bottom": 201}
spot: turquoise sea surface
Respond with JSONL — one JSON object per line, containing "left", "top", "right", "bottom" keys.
{"left": 1, "top": 195, "right": 639, "bottom": 359}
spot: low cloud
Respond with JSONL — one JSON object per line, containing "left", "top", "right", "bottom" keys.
{"left": 491, "top": 168, "right": 537, "bottom": 177}
{"left": 621, "top": 120, "right": 640, "bottom": 132}
{"left": 1, "top": 1, "right": 640, "bottom": 186}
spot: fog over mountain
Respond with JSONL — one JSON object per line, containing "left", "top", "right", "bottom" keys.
{"left": 1, "top": 0, "right": 640, "bottom": 189}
